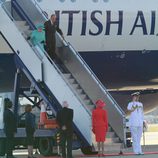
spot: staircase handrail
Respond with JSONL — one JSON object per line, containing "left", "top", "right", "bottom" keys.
{"left": 1, "top": 3, "right": 42, "bottom": 60}
{"left": 2, "top": 0, "right": 126, "bottom": 143}
{"left": 29, "top": 0, "right": 68, "bottom": 46}
{"left": 12, "top": 0, "right": 35, "bottom": 30}
{"left": 31, "top": 0, "right": 48, "bottom": 19}
{"left": 36, "top": 43, "right": 92, "bottom": 115}
{"left": 28, "top": 0, "right": 125, "bottom": 116}
{"left": 68, "top": 43, "right": 125, "bottom": 115}
{"left": 1, "top": 2, "right": 91, "bottom": 116}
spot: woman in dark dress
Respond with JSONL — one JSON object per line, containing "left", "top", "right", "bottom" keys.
{"left": 25, "top": 104, "right": 36, "bottom": 158}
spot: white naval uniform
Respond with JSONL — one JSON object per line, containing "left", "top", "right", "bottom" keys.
{"left": 127, "top": 101, "right": 144, "bottom": 154}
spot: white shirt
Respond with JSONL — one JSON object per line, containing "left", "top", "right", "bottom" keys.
{"left": 127, "top": 101, "right": 144, "bottom": 127}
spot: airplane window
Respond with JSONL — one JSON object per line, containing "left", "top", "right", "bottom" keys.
{"left": 103, "top": 0, "right": 109, "bottom": 2}
{"left": 71, "top": 0, "right": 76, "bottom": 2}
{"left": 59, "top": 0, "right": 65, "bottom": 2}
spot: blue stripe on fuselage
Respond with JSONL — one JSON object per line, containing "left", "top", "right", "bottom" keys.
{"left": 1, "top": 50, "right": 158, "bottom": 91}
{"left": 79, "top": 50, "right": 158, "bottom": 87}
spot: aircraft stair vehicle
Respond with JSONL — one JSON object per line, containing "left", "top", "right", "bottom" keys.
{"left": 0, "top": 0, "right": 126, "bottom": 155}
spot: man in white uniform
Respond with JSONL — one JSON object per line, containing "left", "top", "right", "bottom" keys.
{"left": 127, "top": 92, "right": 144, "bottom": 155}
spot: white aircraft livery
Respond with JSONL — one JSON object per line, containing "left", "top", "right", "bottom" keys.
{"left": 35, "top": 0, "right": 158, "bottom": 112}
{"left": 37, "top": 0, "right": 158, "bottom": 52}
{"left": 1, "top": 0, "right": 158, "bottom": 112}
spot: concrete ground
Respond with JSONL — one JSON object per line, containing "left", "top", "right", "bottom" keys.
{"left": 4, "top": 145, "right": 158, "bottom": 158}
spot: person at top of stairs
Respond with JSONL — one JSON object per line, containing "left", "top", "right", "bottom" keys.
{"left": 44, "top": 11, "right": 64, "bottom": 60}
{"left": 30, "top": 23, "right": 45, "bottom": 52}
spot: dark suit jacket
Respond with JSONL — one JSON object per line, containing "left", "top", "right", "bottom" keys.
{"left": 3, "top": 108, "right": 17, "bottom": 136}
{"left": 56, "top": 107, "right": 73, "bottom": 132}
{"left": 44, "top": 20, "right": 63, "bottom": 56}
{"left": 25, "top": 112, "right": 36, "bottom": 135}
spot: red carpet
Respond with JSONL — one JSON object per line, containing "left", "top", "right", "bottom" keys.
{"left": 41, "top": 151, "right": 158, "bottom": 157}
{"left": 78, "top": 152, "right": 158, "bottom": 157}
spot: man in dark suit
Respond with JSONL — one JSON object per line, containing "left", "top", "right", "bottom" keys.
{"left": 56, "top": 101, "right": 74, "bottom": 158}
{"left": 44, "top": 11, "right": 64, "bottom": 60}
{"left": 3, "top": 98, "right": 17, "bottom": 158}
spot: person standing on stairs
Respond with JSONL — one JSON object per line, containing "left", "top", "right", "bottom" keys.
{"left": 44, "top": 11, "right": 64, "bottom": 60}
{"left": 92, "top": 99, "right": 108, "bottom": 156}
{"left": 30, "top": 23, "right": 45, "bottom": 53}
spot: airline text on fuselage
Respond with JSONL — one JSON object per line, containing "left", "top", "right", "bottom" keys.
{"left": 55, "top": 10, "right": 157, "bottom": 36}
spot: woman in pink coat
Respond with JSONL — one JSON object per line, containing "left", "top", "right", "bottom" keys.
{"left": 92, "top": 99, "right": 108, "bottom": 156}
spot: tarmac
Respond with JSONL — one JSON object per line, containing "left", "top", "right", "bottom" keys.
{"left": 5, "top": 145, "right": 158, "bottom": 158}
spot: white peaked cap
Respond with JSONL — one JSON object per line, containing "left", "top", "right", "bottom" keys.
{"left": 131, "top": 91, "right": 140, "bottom": 96}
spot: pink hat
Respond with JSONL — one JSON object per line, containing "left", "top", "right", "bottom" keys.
{"left": 96, "top": 99, "right": 106, "bottom": 108}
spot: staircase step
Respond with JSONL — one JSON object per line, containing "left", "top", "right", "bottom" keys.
{"left": 23, "top": 29, "right": 32, "bottom": 36}
{"left": 78, "top": 94, "right": 87, "bottom": 100}
{"left": 21, "top": 25, "right": 30, "bottom": 30}
{"left": 83, "top": 98, "right": 91, "bottom": 105}
{"left": 60, "top": 53, "right": 122, "bottom": 150}
{"left": 76, "top": 88, "right": 83, "bottom": 94}
{"left": 105, "top": 137, "right": 120, "bottom": 144}
{"left": 72, "top": 83, "right": 80, "bottom": 89}
{"left": 68, "top": 78, "right": 76, "bottom": 84}
{"left": 106, "top": 132, "right": 116, "bottom": 138}
{"left": 63, "top": 73, "right": 71, "bottom": 79}
{"left": 93, "top": 142, "right": 122, "bottom": 152}
{"left": 15, "top": 21, "right": 30, "bottom": 32}
{"left": 104, "top": 143, "right": 122, "bottom": 152}
{"left": 15, "top": 20, "right": 26, "bottom": 27}
{"left": 107, "top": 126, "right": 114, "bottom": 132}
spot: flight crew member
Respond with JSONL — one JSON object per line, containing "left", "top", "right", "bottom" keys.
{"left": 56, "top": 101, "right": 74, "bottom": 158}
{"left": 127, "top": 92, "right": 144, "bottom": 155}
{"left": 44, "top": 11, "right": 64, "bottom": 60}
{"left": 3, "top": 98, "right": 17, "bottom": 158}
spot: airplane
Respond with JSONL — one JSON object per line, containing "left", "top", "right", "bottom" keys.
{"left": 1, "top": 0, "right": 158, "bottom": 113}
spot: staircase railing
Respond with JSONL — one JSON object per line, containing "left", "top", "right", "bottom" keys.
{"left": 1, "top": 0, "right": 125, "bottom": 144}
{"left": 0, "top": 4, "right": 92, "bottom": 146}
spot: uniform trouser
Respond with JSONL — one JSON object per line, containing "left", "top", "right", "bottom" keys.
{"left": 60, "top": 130, "right": 73, "bottom": 158}
{"left": 5, "top": 134, "right": 14, "bottom": 157}
{"left": 130, "top": 126, "right": 143, "bottom": 154}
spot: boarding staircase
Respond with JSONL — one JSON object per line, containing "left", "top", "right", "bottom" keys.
{"left": 0, "top": 0, "right": 126, "bottom": 152}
